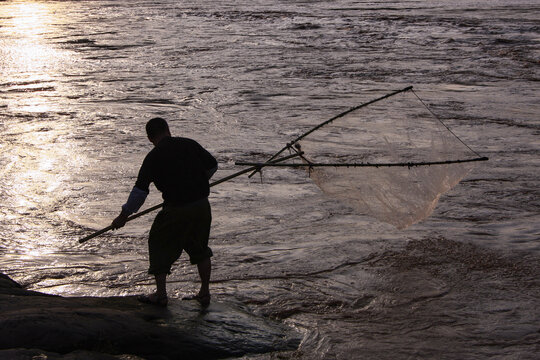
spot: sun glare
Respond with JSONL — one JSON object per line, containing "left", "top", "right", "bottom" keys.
{"left": 10, "top": 2, "right": 51, "bottom": 37}
{"left": 0, "top": 2, "right": 83, "bottom": 244}
{"left": 0, "top": 1, "right": 70, "bottom": 112}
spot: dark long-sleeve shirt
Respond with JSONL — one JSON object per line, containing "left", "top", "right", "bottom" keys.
{"left": 122, "top": 136, "right": 217, "bottom": 214}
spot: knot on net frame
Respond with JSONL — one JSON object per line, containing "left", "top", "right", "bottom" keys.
{"left": 237, "top": 86, "right": 488, "bottom": 229}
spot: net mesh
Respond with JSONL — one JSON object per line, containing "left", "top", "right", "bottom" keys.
{"left": 296, "top": 90, "right": 478, "bottom": 229}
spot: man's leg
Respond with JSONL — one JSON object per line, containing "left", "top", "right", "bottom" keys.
{"left": 155, "top": 273, "right": 167, "bottom": 298}
{"left": 138, "top": 273, "right": 168, "bottom": 306}
{"left": 197, "top": 257, "right": 211, "bottom": 297}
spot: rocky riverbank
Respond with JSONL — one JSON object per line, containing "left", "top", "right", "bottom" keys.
{"left": 0, "top": 273, "right": 300, "bottom": 359}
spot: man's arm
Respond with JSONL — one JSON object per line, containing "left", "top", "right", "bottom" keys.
{"left": 198, "top": 143, "right": 218, "bottom": 180}
{"left": 122, "top": 186, "right": 149, "bottom": 214}
{"left": 111, "top": 187, "right": 149, "bottom": 229}
{"left": 205, "top": 164, "right": 218, "bottom": 180}
{"left": 111, "top": 153, "right": 153, "bottom": 230}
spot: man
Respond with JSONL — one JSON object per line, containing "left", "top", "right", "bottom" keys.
{"left": 112, "top": 117, "right": 217, "bottom": 307}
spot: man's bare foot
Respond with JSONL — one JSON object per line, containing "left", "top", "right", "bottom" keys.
{"left": 182, "top": 292, "right": 211, "bottom": 307}
{"left": 137, "top": 292, "right": 168, "bottom": 307}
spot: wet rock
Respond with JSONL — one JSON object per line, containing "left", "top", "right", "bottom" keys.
{"left": 0, "top": 348, "right": 142, "bottom": 359}
{"left": 0, "top": 273, "right": 300, "bottom": 359}
{"left": 0, "top": 273, "right": 22, "bottom": 289}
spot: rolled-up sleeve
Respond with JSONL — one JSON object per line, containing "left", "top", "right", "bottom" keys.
{"left": 205, "top": 164, "right": 218, "bottom": 180}
{"left": 134, "top": 152, "right": 154, "bottom": 193}
{"left": 198, "top": 145, "right": 218, "bottom": 179}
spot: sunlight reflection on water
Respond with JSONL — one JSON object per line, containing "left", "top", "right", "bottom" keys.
{"left": 0, "top": 2, "right": 88, "bottom": 257}
{"left": 0, "top": 1, "right": 72, "bottom": 112}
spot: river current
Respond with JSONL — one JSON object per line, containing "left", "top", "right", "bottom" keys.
{"left": 0, "top": 1, "right": 538, "bottom": 359}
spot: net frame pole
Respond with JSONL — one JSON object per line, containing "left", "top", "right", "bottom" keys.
{"left": 78, "top": 152, "right": 303, "bottom": 244}
{"left": 236, "top": 156, "right": 489, "bottom": 168}
{"left": 247, "top": 86, "right": 414, "bottom": 178}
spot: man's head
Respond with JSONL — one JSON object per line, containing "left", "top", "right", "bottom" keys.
{"left": 146, "top": 117, "right": 171, "bottom": 145}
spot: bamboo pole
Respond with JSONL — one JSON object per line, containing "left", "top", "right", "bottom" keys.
{"left": 236, "top": 156, "right": 489, "bottom": 168}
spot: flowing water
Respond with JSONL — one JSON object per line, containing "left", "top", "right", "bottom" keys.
{"left": 1, "top": 0, "right": 539, "bottom": 358}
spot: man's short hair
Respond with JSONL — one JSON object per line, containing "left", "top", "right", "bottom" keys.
{"left": 146, "top": 117, "right": 169, "bottom": 139}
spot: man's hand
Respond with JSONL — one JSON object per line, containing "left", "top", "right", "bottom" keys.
{"left": 111, "top": 212, "right": 129, "bottom": 230}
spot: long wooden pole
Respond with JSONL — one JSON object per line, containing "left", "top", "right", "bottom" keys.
{"left": 78, "top": 152, "right": 302, "bottom": 244}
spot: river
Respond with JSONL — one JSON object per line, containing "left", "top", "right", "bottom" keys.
{"left": 0, "top": 1, "right": 538, "bottom": 358}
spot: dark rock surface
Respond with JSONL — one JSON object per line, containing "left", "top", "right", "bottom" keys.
{"left": 0, "top": 273, "right": 300, "bottom": 359}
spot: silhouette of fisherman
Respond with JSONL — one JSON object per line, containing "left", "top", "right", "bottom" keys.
{"left": 112, "top": 117, "right": 217, "bottom": 307}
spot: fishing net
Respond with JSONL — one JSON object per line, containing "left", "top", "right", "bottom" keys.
{"left": 239, "top": 87, "right": 487, "bottom": 229}
{"left": 295, "top": 89, "right": 482, "bottom": 229}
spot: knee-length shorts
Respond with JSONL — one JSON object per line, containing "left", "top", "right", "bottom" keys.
{"left": 147, "top": 198, "right": 213, "bottom": 275}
